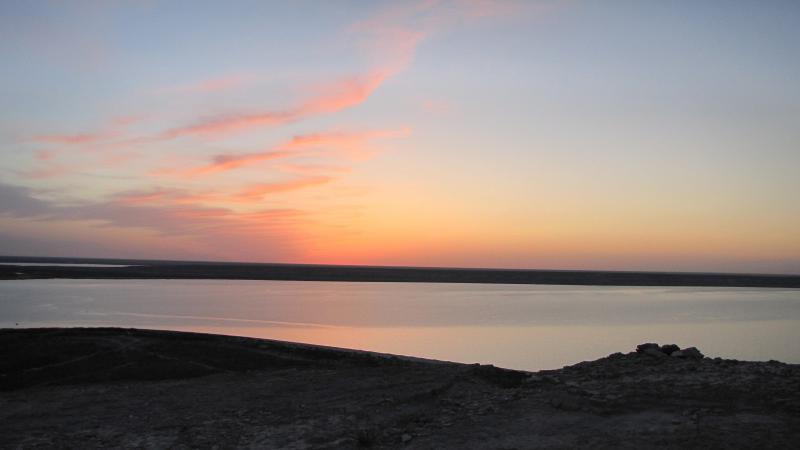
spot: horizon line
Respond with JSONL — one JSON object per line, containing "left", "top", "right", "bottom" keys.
{"left": 1, "top": 254, "right": 798, "bottom": 278}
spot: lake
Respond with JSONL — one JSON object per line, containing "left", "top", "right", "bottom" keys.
{"left": 1, "top": 279, "right": 799, "bottom": 370}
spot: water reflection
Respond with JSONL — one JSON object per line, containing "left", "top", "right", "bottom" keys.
{"left": 1, "top": 279, "right": 799, "bottom": 370}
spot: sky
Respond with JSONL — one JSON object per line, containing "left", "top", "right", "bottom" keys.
{"left": 0, "top": 0, "right": 798, "bottom": 274}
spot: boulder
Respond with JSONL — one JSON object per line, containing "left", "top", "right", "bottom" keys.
{"left": 672, "top": 347, "right": 704, "bottom": 359}
{"left": 660, "top": 344, "right": 680, "bottom": 355}
{"left": 643, "top": 347, "right": 668, "bottom": 358}
{"left": 681, "top": 347, "right": 704, "bottom": 359}
{"left": 636, "top": 343, "right": 660, "bottom": 353}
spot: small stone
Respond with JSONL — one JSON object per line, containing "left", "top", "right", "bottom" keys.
{"left": 636, "top": 343, "right": 659, "bottom": 353}
{"left": 401, "top": 433, "right": 413, "bottom": 443}
{"left": 660, "top": 344, "right": 680, "bottom": 355}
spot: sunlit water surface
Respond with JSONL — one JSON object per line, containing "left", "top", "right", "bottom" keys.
{"left": 1, "top": 279, "right": 799, "bottom": 370}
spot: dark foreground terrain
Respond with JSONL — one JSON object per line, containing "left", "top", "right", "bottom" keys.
{"left": 2, "top": 256, "right": 800, "bottom": 287}
{"left": 1, "top": 329, "right": 799, "bottom": 449}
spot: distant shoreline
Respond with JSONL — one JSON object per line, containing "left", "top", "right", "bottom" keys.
{"left": 1, "top": 256, "right": 799, "bottom": 288}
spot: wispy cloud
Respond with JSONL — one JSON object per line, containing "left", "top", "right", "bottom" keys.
{"left": 32, "top": 115, "right": 143, "bottom": 146}
{"left": 33, "top": 133, "right": 109, "bottom": 145}
{"left": 157, "top": 128, "right": 409, "bottom": 178}
{"left": 113, "top": 175, "right": 335, "bottom": 207}
{"left": 151, "top": 2, "right": 441, "bottom": 141}
{"left": 154, "top": 150, "right": 295, "bottom": 177}
{"left": 0, "top": 182, "right": 309, "bottom": 256}
{"left": 277, "top": 128, "right": 411, "bottom": 160}
{"left": 9, "top": 1, "right": 538, "bottom": 262}
{"left": 158, "top": 73, "right": 388, "bottom": 139}
{"left": 30, "top": 1, "right": 517, "bottom": 146}
{"left": 275, "top": 163, "right": 352, "bottom": 175}
{"left": 112, "top": 188, "right": 216, "bottom": 206}
{"left": 233, "top": 176, "right": 334, "bottom": 201}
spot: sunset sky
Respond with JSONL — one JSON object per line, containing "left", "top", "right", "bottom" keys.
{"left": 1, "top": 0, "right": 798, "bottom": 274}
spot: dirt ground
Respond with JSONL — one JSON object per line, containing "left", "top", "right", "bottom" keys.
{"left": 1, "top": 328, "right": 798, "bottom": 449}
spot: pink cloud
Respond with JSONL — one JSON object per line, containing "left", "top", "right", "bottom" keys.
{"left": 297, "top": 71, "right": 389, "bottom": 116}
{"left": 114, "top": 189, "right": 175, "bottom": 205}
{"left": 32, "top": 115, "right": 143, "bottom": 146}
{"left": 234, "top": 176, "right": 334, "bottom": 201}
{"left": 159, "top": 111, "right": 294, "bottom": 139}
{"left": 158, "top": 72, "right": 388, "bottom": 139}
{"left": 158, "top": 150, "right": 295, "bottom": 177}
{"left": 33, "top": 133, "right": 110, "bottom": 145}
{"left": 195, "top": 151, "right": 294, "bottom": 175}
{"left": 113, "top": 177, "right": 336, "bottom": 207}
{"left": 278, "top": 128, "right": 411, "bottom": 160}
{"left": 114, "top": 188, "right": 223, "bottom": 206}
{"left": 154, "top": 3, "right": 437, "bottom": 141}
{"left": 275, "top": 163, "right": 352, "bottom": 175}
{"left": 156, "top": 128, "right": 409, "bottom": 178}
{"left": 31, "top": 1, "right": 520, "bottom": 147}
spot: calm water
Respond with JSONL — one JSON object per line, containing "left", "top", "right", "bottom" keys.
{"left": 1, "top": 279, "right": 799, "bottom": 370}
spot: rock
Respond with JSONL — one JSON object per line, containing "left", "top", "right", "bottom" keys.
{"left": 470, "top": 364, "right": 528, "bottom": 388}
{"left": 550, "top": 394, "right": 582, "bottom": 411}
{"left": 401, "top": 433, "right": 413, "bottom": 443}
{"left": 636, "top": 343, "right": 660, "bottom": 353}
{"left": 643, "top": 347, "right": 668, "bottom": 358}
{"left": 681, "top": 347, "right": 704, "bottom": 359}
{"left": 672, "top": 347, "right": 703, "bottom": 359}
{"left": 524, "top": 374, "right": 544, "bottom": 384}
{"left": 660, "top": 344, "right": 680, "bottom": 355}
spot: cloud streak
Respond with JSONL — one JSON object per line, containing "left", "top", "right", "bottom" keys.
{"left": 30, "top": 1, "right": 515, "bottom": 147}
{"left": 158, "top": 128, "right": 409, "bottom": 178}
{"left": 234, "top": 176, "right": 334, "bottom": 201}
{"left": 0, "top": 182, "right": 310, "bottom": 260}
{"left": 158, "top": 72, "right": 389, "bottom": 139}
{"left": 154, "top": 150, "right": 295, "bottom": 177}
{"left": 150, "top": 2, "right": 439, "bottom": 141}
{"left": 9, "top": 1, "right": 539, "bottom": 263}
{"left": 32, "top": 115, "right": 142, "bottom": 146}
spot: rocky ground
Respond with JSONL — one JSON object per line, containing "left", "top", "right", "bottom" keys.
{"left": 1, "top": 328, "right": 798, "bottom": 449}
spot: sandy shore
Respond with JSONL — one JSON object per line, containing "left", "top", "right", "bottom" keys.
{"left": 1, "top": 328, "right": 799, "bottom": 449}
